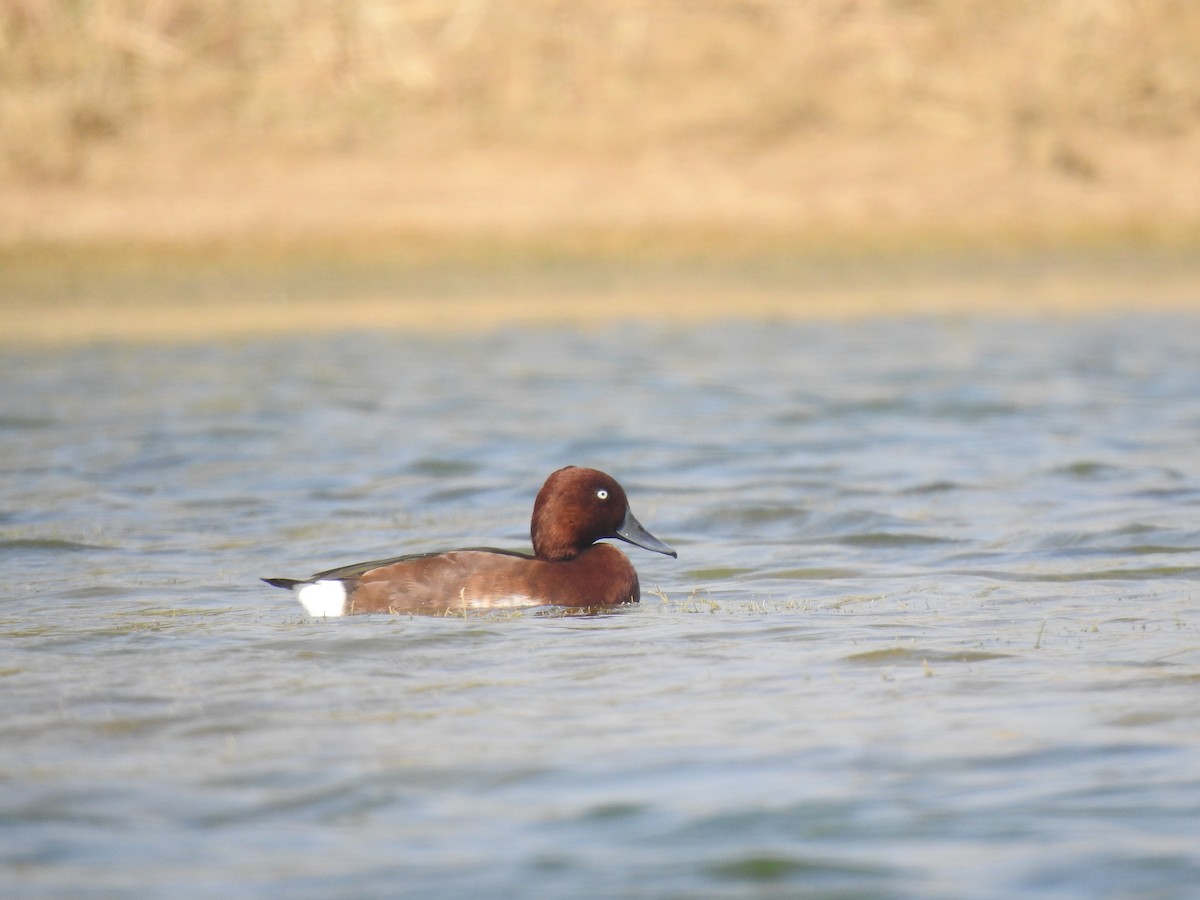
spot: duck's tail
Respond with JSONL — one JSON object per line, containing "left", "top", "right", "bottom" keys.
{"left": 262, "top": 576, "right": 347, "bottom": 617}
{"left": 262, "top": 577, "right": 303, "bottom": 590}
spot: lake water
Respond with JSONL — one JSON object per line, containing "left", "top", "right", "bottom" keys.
{"left": 3, "top": 312, "right": 1199, "bottom": 898}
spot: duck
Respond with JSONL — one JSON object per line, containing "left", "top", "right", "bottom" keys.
{"left": 263, "top": 466, "right": 676, "bottom": 616}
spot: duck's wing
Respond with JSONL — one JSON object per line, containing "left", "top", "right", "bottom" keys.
{"left": 311, "top": 547, "right": 534, "bottom": 582}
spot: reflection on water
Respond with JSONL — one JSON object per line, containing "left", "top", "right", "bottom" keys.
{"left": 2, "top": 314, "right": 1200, "bottom": 896}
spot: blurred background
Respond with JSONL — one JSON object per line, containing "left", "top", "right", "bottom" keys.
{"left": 3, "top": 0, "right": 1200, "bottom": 335}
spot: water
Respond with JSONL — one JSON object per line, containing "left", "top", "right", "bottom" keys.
{"left": 2, "top": 313, "right": 1199, "bottom": 898}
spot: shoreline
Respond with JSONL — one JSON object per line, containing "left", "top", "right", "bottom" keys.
{"left": 5, "top": 240, "right": 1199, "bottom": 347}
{"left": 6, "top": 1, "right": 1199, "bottom": 346}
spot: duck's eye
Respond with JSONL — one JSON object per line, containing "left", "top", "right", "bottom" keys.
{"left": 596, "top": 489, "right": 609, "bottom": 501}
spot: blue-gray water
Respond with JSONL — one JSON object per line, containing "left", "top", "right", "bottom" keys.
{"left": 3, "top": 314, "right": 1199, "bottom": 898}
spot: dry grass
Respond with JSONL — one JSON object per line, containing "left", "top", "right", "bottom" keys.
{"left": 2, "top": 1, "right": 1200, "bottom": 323}
{"left": 5, "top": 0, "right": 1200, "bottom": 171}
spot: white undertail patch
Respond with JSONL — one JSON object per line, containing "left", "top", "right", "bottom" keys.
{"left": 296, "top": 580, "right": 347, "bottom": 618}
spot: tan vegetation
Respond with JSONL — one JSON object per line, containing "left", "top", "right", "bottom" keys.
{"left": 5, "top": 1, "right": 1200, "bottom": 165}
{"left": 2, "top": 1, "right": 1200, "bottom": 338}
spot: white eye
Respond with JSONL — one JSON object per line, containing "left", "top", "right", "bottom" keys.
{"left": 596, "top": 489, "right": 609, "bottom": 501}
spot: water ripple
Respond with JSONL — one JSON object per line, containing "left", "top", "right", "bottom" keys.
{"left": 2, "top": 314, "right": 1200, "bottom": 897}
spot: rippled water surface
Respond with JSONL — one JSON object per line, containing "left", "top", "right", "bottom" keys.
{"left": 3, "top": 313, "right": 1200, "bottom": 898}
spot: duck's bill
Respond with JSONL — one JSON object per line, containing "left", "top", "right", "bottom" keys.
{"left": 615, "top": 508, "right": 678, "bottom": 558}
